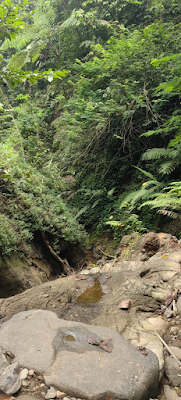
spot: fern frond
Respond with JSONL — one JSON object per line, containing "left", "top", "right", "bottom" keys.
{"left": 155, "top": 197, "right": 181, "bottom": 208}
{"left": 1, "top": 26, "right": 37, "bottom": 50}
{"left": 120, "top": 191, "right": 138, "bottom": 208}
{"left": 142, "top": 147, "right": 168, "bottom": 161}
{"left": 165, "top": 181, "right": 181, "bottom": 194}
{"left": 134, "top": 166, "right": 154, "bottom": 180}
{"left": 169, "top": 148, "right": 181, "bottom": 158}
{"left": 92, "top": 199, "right": 101, "bottom": 208}
{"left": 158, "top": 161, "right": 176, "bottom": 175}
{"left": 58, "top": 12, "right": 77, "bottom": 30}
{"left": 120, "top": 184, "right": 159, "bottom": 209}
{"left": 158, "top": 209, "right": 178, "bottom": 219}
{"left": 143, "top": 179, "right": 159, "bottom": 188}
{"left": 29, "top": 40, "right": 46, "bottom": 63}
{"left": 7, "top": 49, "right": 30, "bottom": 70}
{"left": 75, "top": 206, "right": 88, "bottom": 219}
{"left": 1, "top": 11, "right": 53, "bottom": 51}
{"left": 6, "top": 39, "right": 46, "bottom": 70}
{"left": 140, "top": 197, "right": 181, "bottom": 210}
{"left": 90, "top": 189, "right": 104, "bottom": 198}
{"left": 34, "top": 8, "right": 55, "bottom": 26}
{"left": 141, "top": 128, "right": 163, "bottom": 137}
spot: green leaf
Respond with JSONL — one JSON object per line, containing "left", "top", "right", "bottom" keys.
{"left": 107, "top": 188, "right": 115, "bottom": 197}
{"left": 134, "top": 166, "right": 154, "bottom": 180}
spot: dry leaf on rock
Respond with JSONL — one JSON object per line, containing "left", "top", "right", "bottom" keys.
{"left": 87, "top": 336, "right": 100, "bottom": 346}
{"left": 99, "top": 339, "right": 112, "bottom": 353}
{"left": 138, "top": 346, "right": 149, "bottom": 355}
{"left": 87, "top": 336, "right": 112, "bottom": 352}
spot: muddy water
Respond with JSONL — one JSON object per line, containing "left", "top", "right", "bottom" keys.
{"left": 65, "top": 335, "right": 75, "bottom": 341}
{"left": 76, "top": 277, "right": 105, "bottom": 303}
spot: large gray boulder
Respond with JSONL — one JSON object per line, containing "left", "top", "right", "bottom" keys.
{"left": 0, "top": 310, "right": 159, "bottom": 400}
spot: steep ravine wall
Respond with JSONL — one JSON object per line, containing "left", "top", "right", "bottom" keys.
{"left": 1, "top": 231, "right": 179, "bottom": 298}
{"left": 0, "top": 236, "right": 86, "bottom": 298}
{"left": 0, "top": 250, "right": 53, "bottom": 298}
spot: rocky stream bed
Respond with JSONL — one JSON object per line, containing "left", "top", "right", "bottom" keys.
{"left": 1, "top": 232, "right": 181, "bottom": 400}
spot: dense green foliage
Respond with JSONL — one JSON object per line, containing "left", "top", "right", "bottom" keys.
{"left": 0, "top": 0, "right": 181, "bottom": 256}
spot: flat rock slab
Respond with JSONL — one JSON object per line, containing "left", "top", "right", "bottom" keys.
{"left": 0, "top": 310, "right": 159, "bottom": 400}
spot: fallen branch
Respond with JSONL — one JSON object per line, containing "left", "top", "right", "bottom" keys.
{"left": 41, "top": 232, "right": 72, "bottom": 275}
{"left": 154, "top": 330, "right": 181, "bottom": 367}
{"left": 97, "top": 247, "right": 115, "bottom": 259}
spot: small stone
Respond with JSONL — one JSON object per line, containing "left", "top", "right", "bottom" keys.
{"left": 56, "top": 391, "right": 66, "bottom": 399}
{"left": 164, "top": 384, "right": 180, "bottom": 400}
{"left": 165, "top": 357, "right": 181, "bottom": 386}
{"left": 0, "top": 362, "right": 21, "bottom": 395}
{"left": 169, "top": 346, "right": 181, "bottom": 360}
{"left": 28, "top": 369, "right": 34, "bottom": 376}
{"left": 42, "top": 393, "right": 45, "bottom": 398}
{"left": 32, "top": 387, "right": 37, "bottom": 392}
{"left": 45, "top": 387, "right": 57, "bottom": 399}
{"left": 164, "top": 309, "right": 175, "bottom": 318}
{"left": 36, "top": 385, "right": 39, "bottom": 389}
{"left": 40, "top": 383, "right": 45, "bottom": 388}
{"left": 20, "top": 368, "right": 29, "bottom": 380}
{"left": 37, "top": 375, "right": 43, "bottom": 381}
{"left": 170, "top": 326, "right": 178, "bottom": 335}
{"left": 63, "top": 397, "right": 70, "bottom": 400}
{"left": 21, "top": 380, "right": 29, "bottom": 387}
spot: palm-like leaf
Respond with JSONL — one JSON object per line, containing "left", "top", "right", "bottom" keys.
{"left": 139, "top": 181, "right": 181, "bottom": 218}
{"left": 1, "top": 7, "right": 55, "bottom": 70}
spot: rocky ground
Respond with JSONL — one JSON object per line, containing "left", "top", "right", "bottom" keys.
{"left": 1, "top": 232, "right": 181, "bottom": 400}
